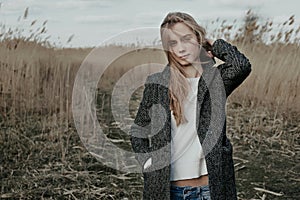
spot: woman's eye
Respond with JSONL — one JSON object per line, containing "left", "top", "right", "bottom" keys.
{"left": 182, "top": 36, "right": 192, "bottom": 42}
{"left": 168, "top": 41, "right": 177, "bottom": 47}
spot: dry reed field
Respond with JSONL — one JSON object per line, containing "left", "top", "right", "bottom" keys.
{"left": 1, "top": 10, "right": 299, "bottom": 199}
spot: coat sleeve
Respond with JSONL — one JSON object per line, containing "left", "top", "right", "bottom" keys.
{"left": 212, "top": 39, "right": 252, "bottom": 97}
{"left": 129, "top": 75, "right": 154, "bottom": 169}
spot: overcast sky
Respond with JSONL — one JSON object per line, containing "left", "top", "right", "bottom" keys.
{"left": 0, "top": 0, "right": 299, "bottom": 47}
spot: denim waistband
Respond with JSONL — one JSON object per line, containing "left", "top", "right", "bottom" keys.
{"left": 170, "top": 184, "right": 210, "bottom": 194}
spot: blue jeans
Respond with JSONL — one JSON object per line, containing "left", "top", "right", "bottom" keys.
{"left": 170, "top": 184, "right": 211, "bottom": 200}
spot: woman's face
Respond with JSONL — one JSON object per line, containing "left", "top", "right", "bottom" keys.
{"left": 167, "top": 22, "right": 200, "bottom": 66}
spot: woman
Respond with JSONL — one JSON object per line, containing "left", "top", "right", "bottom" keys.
{"left": 130, "top": 12, "right": 251, "bottom": 200}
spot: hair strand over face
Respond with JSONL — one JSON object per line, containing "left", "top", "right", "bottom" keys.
{"left": 160, "top": 12, "right": 207, "bottom": 126}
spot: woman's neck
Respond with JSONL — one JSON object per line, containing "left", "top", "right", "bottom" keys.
{"left": 183, "top": 64, "right": 203, "bottom": 78}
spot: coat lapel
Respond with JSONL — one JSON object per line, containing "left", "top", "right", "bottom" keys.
{"left": 197, "top": 62, "right": 227, "bottom": 151}
{"left": 160, "top": 61, "right": 217, "bottom": 146}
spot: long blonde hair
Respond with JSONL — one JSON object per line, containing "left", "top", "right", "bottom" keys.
{"left": 160, "top": 12, "right": 207, "bottom": 126}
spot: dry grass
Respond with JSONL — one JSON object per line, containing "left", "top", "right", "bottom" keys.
{"left": 227, "top": 41, "right": 300, "bottom": 116}
{"left": 1, "top": 92, "right": 299, "bottom": 199}
{"left": 226, "top": 102, "right": 300, "bottom": 200}
{"left": 0, "top": 11, "right": 299, "bottom": 121}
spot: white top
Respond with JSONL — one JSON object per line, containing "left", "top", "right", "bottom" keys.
{"left": 170, "top": 76, "right": 208, "bottom": 181}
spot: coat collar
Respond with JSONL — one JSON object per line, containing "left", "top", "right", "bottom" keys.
{"left": 161, "top": 60, "right": 216, "bottom": 82}
{"left": 160, "top": 60, "right": 216, "bottom": 105}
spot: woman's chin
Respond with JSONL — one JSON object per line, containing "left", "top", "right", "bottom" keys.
{"left": 178, "top": 60, "right": 191, "bottom": 66}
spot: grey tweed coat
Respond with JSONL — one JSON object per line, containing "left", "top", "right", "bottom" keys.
{"left": 130, "top": 39, "right": 251, "bottom": 200}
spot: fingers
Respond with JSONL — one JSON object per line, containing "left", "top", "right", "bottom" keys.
{"left": 207, "top": 51, "right": 214, "bottom": 58}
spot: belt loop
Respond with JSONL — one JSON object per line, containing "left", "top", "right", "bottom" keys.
{"left": 183, "top": 188, "right": 188, "bottom": 194}
{"left": 198, "top": 185, "right": 202, "bottom": 193}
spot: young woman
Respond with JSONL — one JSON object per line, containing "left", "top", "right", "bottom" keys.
{"left": 130, "top": 12, "right": 251, "bottom": 200}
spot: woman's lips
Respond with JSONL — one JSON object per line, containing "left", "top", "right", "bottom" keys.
{"left": 179, "top": 54, "right": 189, "bottom": 59}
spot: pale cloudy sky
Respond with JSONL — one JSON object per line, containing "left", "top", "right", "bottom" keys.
{"left": 0, "top": 0, "right": 299, "bottom": 47}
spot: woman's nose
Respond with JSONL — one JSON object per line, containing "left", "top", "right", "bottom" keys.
{"left": 177, "top": 42, "right": 186, "bottom": 53}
